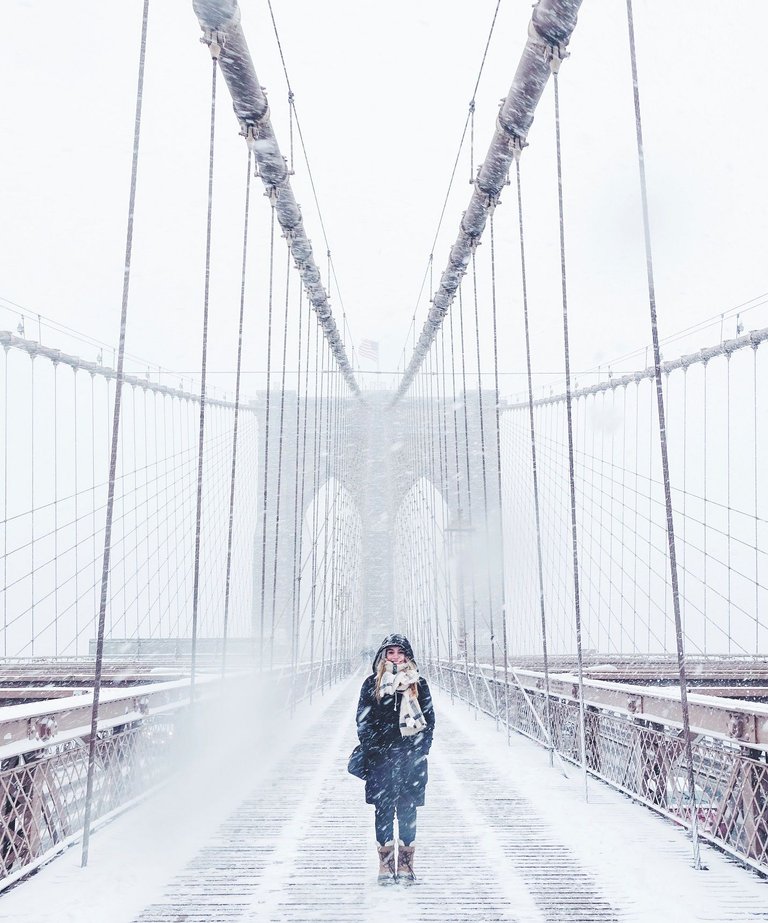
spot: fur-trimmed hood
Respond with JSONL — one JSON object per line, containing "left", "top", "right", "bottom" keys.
{"left": 371, "top": 633, "right": 416, "bottom": 672}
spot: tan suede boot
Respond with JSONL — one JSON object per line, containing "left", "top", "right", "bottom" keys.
{"left": 397, "top": 840, "right": 416, "bottom": 884}
{"left": 377, "top": 841, "right": 396, "bottom": 884}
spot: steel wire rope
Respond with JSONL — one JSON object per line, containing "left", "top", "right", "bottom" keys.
{"left": 265, "top": 0, "right": 359, "bottom": 356}
{"left": 396, "top": 0, "right": 505, "bottom": 372}
{"left": 320, "top": 342, "right": 333, "bottom": 684}
{"left": 488, "top": 215, "right": 511, "bottom": 735}
{"left": 428, "top": 347, "right": 453, "bottom": 677}
{"left": 48, "top": 425, "right": 238, "bottom": 654}
{"left": 30, "top": 357, "right": 35, "bottom": 655}
{"left": 81, "top": 0, "right": 149, "bottom": 869}
{"left": 290, "top": 286, "right": 306, "bottom": 694}
{"left": 320, "top": 346, "right": 342, "bottom": 691}
{"left": 508, "top": 431, "right": 762, "bottom": 653}
{"left": 308, "top": 326, "right": 324, "bottom": 701}
{"left": 681, "top": 372, "right": 688, "bottom": 644}
{"left": 448, "top": 302, "right": 469, "bottom": 680}
{"left": 437, "top": 324, "right": 456, "bottom": 695}
{"left": 258, "top": 205, "right": 278, "bottom": 664}
{"left": 220, "top": 149, "right": 253, "bottom": 675}
{"left": 625, "top": 0, "right": 701, "bottom": 866}
{"left": 550, "top": 59, "right": 588, "bottom": 798}
{"left": 529, "top": 420, "right": 768, "bottom": 544}
{"left": 73, "top": 369, "right": 79, "bottom": 654}
{"left": 327, "top": 368, "right": 338, "bottom": 684}
{"left": 457, "top": 285, "right": 480, "bottom": 700}
{"left": 754, "top": 345, "right": 761, "bottom": 651}
{"left": 293, "top": 297, "right": 313, "bottom": 697}
{"left": 1, "top": 422, "right": 236, "bottom": 597}
{"left": 189, "top": 42, "right": 221, "bottom": 697}
{"left": 418, "top": 367, "right": 433, "bottom": 665}
{"left": 2, "top": 348, "right": 6, "bottom": 656}
{"left": 52, "top": 363, "right": 59, "bottom": 653}
{"left": 726, "top": 355, "right": 732, "bottom": 653}
{"left": 470, "top": 247, "right": 499, "bottom": 717}
{"left": 426, "top": 350, "right": 442, "bottom": 676}
{"left": 514, "top": 154, "right": 554, "bottom": 757}
{"left": 330, "top": 362, "right": 342, "bottom": 684}
{"left": 268, "top": 247, "right": 293, "bottom": 667}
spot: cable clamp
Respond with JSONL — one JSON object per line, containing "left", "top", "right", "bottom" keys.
{"left": 546, "top": 43, "right": 568, "bottom": 74}
{"left": 201, "top": 29, "right": 226, "bottom": 60}
{"left": 510, "top": 135, "right": 528, "bottom": 162}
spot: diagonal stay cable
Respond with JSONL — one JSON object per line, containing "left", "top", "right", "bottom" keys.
{"left": 81, "top": 0, "right": 149, "bottom": 870}
{"left": 221, "top": 147, "right": 252, "bottom": 676}
{"left": 190, "top": 39, "right": 221, "bottom": 698}
{"left": 625, "top": 0, "right": 701, "bottom": 868}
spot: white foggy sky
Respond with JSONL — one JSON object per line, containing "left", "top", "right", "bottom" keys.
{"left": 1, "top": 1, "right": 767, "bottom": 399}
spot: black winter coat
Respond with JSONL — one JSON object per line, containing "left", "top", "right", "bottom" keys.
{"left": 356, "top": 673, "right": 435, "bottom": 806}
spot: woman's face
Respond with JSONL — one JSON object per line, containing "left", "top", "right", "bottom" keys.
{"left": 385, "top": 646, "right": 406, "bottom": 665}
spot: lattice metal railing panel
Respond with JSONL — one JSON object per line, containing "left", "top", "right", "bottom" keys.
{"left": 433, "top": 662, "right": 768, "bottom": 874}
{"left": 0, "top": 714, "right": 177, "bottom": 886}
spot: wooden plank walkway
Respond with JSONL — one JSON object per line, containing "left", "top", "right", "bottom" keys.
{"left": 131, "top": 675, "right": 768, "bottom": 923}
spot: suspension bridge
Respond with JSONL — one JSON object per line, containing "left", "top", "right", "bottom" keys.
{"left": 1, "top": 0, "right": 767, "bottom": 919}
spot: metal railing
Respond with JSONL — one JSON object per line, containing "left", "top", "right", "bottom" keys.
{"left": 431, "top": 659, "right": 768, "bottom": 874}
{"left": 0, "top": 658, "right": 351, "bottom": 890}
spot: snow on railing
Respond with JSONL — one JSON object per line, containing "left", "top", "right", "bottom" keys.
{"left": 430, "top": 659, "right": 768, "bottom": 874}
{"left": 0, "top": 658, "right": 346, "bottom": 890}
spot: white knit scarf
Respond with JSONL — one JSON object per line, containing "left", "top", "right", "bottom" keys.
{"left": 378, "top": 662, "right": 428, "bottom": 737}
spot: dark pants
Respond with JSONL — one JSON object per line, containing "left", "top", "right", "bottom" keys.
{"left": 374, "top": 797, "right": 417, "bottom": 845}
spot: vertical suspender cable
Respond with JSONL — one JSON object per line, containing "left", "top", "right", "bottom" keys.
{"left": 625, "top": 0, "right": 701, "bottom": 867}
{"left": 53, "top": 364, "right": 59, "bottom": 654}
{"left": 190, "top": 40, "right": 220, "bottom": 697}
{"left": 221, "top": 148, "right": 252, "bottom": 678}
{"left": 448, "top": 307, "right": 468, "bottom": 683}
{"left": 321, "top": 343, "right": 333, "bottom": 683}
{"left": 30, "top": 358, "right": 35, "bottom": 655}
{"left": 258, "top": 206, "right": 277, "bottom": 665}
{"left": 488, "top": 215, "right": 510, "bottom": 734}
{"left": 551, "top": 57, "right": 588, "bottom": 800}
{"left": 2, "top": 349, "right": 7, "bottom": 656}
{"left": 309, "top": 332, "right": 324, "bottom": 700}
{"left": 754, "top": 345, "right": 760, "bottom": 652}
{"left": 515, "top": 153, "right": 554, "bottom": 762}
{"left": 457, "top": 286, "right": 478, "bottom": 690}
{"left": 294, "top": 299, "right": 312, "bottom": 695}
{"left": 269, "top": 248, "right": 292, "bottom": 667}
{"left": 289, "top": 285, "right": 305, "bottom": 698}
{"left": 73, "top": 370, "right": 79, "bottom": 655}
{"left": 81, "top": 0, "right": 149, "bottom": 869}
{"left": 470, "top": 247, "right": 498, "bottom": 716}
{"left": 437, "top": 327, "right": 455, "bottom": 687}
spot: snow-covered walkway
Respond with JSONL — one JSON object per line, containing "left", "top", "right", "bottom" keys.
{"left": 2, "top": 673, "right": 766, "bottom": 922}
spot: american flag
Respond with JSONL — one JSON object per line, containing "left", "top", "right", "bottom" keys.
{"left": 358, "top": 339, "right": 379, "bottom": 362}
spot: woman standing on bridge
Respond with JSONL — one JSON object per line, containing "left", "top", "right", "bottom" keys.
{"left": 355, "top": 633, "right": 435, "bottom": 885}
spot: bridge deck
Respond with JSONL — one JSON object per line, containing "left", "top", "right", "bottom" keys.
{"left": 2, "top": 676, "right": 766, "bottom": 923}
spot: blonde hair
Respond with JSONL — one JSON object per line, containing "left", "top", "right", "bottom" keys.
{"left": 375, "top": 658, "right": 419, "bottom": 700}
